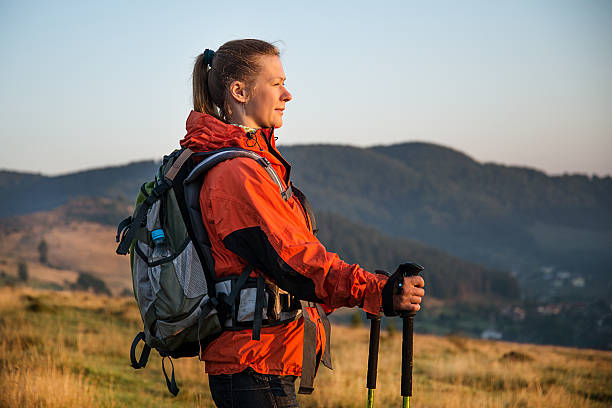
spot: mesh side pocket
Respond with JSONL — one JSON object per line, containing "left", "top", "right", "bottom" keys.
{"left": 172, "top": 241, "right": 207, "bottom": 298}
{"left": 146, "top": 201, "right": 161, "bottom": 232}
{"left": 133, "top": 241, "right": 156, "bottom": 322}
{"left": 156, "top": 295, "right": 218, "bottom": 340}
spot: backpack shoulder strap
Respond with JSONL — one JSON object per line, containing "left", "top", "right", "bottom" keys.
{"left": 165, "top": 148, "right": 194, "bottom": 181}
{"left": 291, "top": 184, "right": 318, "bottom": 236}
{"left": 184, "top": 148, "right": 291, "bottom": 200}
{"left": 182, "top": 148, "right": 290, "bottom": 284}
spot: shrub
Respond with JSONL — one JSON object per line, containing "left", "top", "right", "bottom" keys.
{"left": 18, "top": 261, "right": 28, "bottom": 282}
{"left": 350, "top": 311, "right": 363, "bottom": 327}
{"left": 38, "top": 239, "right": 48, "bottom": 265}
{"left": 73, "top": 272, "right": 111, "bottom": 296}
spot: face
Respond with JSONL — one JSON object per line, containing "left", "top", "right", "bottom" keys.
{"left": 243, "top": 55, "right": 292, "bottom": 129}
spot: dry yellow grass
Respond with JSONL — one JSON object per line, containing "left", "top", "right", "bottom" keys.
{"left": 0, "top": 287, "right": 610, "bottom": 408}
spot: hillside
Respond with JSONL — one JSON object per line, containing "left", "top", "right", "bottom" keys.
{"left": 0, "top": 197, "right": 516, "bottom": 301}
{"left": 316, "top": 211, "right": 519, "bottom": 300}
{"left": 1, "top": 287, "right": 610, "bottom": 408}
{"left": 0, "top": 198, "right": 133, "bottom": 294}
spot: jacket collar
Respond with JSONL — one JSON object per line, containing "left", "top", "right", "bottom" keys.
{"left": 180, "top": 110, "right": 289, "bottom": 182}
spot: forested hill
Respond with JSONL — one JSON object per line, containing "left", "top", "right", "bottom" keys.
{"left": 0, "top": 161, "right": 158, "bottom": 218}
{"left": 315, "top": 211, "right": 519, "bottom": 300}
{"left": 1, "top": 142, "right": 610, "bottom": 298}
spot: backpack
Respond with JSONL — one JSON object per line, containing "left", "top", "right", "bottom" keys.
{"left": 115, "top": 147, "right": 327, "bottom": 396}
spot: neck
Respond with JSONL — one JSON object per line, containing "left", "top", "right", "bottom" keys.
{"left": 228, "top": 108, "right": 259, "bottom": 130}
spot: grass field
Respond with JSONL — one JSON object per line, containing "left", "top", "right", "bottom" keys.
{"left": 0, "top": 286, "right": 610, "bottom": 408}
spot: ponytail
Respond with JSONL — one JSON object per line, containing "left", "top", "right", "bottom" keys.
{"left": 192, "top": 52, "right": 223, "bottom": 121}
{"left": 192, "top": 39, "right": 280, "bottom": 123}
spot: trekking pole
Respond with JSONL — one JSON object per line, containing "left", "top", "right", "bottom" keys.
{"left": 366, "top": 270, "right": 390, "bottom": 408}
{"left": 366, "top": 311, "right": 381, "bottom": 408}
{"left": 396, "top": 263, "right": 424, "bottom": 408}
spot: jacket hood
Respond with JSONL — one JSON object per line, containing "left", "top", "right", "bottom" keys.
{"left": 180, "top": 110, "right": 276, "bottom": 152}
{"left": 180, "top": 110, "right": 290, "bottom": 182}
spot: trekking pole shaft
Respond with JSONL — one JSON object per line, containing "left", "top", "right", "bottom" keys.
{"left": 366, "top": 313, "right": 381, "bottom": 407}
{"left": 367, "top": 316, "right": 381, "bottom": 389}
{"left": 401, "top": 314, "right": 414, "bottom": 397}
{"left": 367, "top": 389, "right": 375, "bottom": 408}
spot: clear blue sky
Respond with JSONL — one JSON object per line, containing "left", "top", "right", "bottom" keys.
{"left": 1, "top": 0, "right": 611, "bottom": 176}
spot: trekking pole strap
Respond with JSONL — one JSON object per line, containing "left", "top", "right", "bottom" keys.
{"left": 162, "top": 356, "right": 180, "bottom": 396}
{"left": 130, "top": 332, "right": 151, "bottom": 369}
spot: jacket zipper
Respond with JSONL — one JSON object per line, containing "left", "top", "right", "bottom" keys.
{"left": 262, "top": 127, "right": 291, "bottom": 185}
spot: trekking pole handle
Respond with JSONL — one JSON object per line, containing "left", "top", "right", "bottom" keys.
{"left": 395, "top": 262, "right": 423, "bottom": 399}
{"left": 396, "top": 263, "right": 423, "bottom": 318}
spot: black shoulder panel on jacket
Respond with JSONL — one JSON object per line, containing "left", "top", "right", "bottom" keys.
{"left": 222, "top": 227, "right": 323, "bottom": 303}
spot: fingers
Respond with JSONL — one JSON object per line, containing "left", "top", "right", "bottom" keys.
{"left": 393, "top": 276, "right": 425, "bottom": 312}
{"left": 393, "top": 297, "right": 421, "bottom": 312}
{"left": 410, "top": 295, "right": 422, "bottom": 304}
{"left": 407, "top": 275, "right": 425, "bottom": 288}
{"left": 401, "top": 277, "right": 425, "bottom": 296}
{"left": 395, "top": 295, "right": 422, "bottom": 307}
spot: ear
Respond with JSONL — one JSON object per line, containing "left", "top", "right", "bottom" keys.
{"left": 228, "top": 80, "right": 248, "bottom": 104}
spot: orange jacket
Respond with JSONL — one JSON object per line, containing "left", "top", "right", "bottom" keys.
{"left": 179, "top": 111, "right": 387, "bottom": 376}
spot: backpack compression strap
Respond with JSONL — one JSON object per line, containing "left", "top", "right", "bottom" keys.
{"left": 116, "top": 148, "right": 194, "bottom": 255}
{"left": 130, "top": 331, "right": 151, "bottom": 369}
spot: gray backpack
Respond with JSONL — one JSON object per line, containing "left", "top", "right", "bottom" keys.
{"left": 115, "top": 147, "right": 319, "bottom": 395}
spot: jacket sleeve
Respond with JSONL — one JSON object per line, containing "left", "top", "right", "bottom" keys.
{"left": 200, "top": 158, "right": 387, "bottom": 315}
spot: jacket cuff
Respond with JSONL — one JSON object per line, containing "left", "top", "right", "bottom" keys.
{"left": 362, "top": 273, "right": 387, "bottom": 315}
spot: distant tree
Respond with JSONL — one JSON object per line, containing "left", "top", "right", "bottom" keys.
{"left": 386, "top": 318, "right": 397, "bottom": 337}
{"left": 74, "top": 272, "right": 111, "bottom": 296}
{"left": 38, "top": 239, "right": 48, "bottom": 264}
{"left": 350, "top": 311, "right": 363, "bottom": 328}
{"left": 18, "top": 261, "right": 28, "bottom": 281}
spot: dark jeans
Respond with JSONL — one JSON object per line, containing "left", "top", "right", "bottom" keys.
{"left": 208, "top": 367, "right": 299, "bottom": 408}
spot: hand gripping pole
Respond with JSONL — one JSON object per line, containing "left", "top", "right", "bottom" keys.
{"left": 397, "top": 262, "right": 424, "bottom": 408}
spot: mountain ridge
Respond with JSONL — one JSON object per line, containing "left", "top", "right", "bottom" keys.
{"left": 1, "top": 141, "right": 610, "bottom": 300}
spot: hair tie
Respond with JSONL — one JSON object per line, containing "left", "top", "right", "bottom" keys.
{"left": 203, "top": 49, "right": 215, "bottom": 66}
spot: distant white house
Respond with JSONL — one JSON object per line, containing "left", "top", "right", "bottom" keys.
{"left": 481, "top": 329, "right": 502, "bottom": 340}
{"left": 557, "top": 271, "right": 571, "bottom": 279}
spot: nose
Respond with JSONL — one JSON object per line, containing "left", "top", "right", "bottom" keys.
{"left": 281, "top": 86, "right": 292, "bottom": 102}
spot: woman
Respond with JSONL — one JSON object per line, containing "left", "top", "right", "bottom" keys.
{"left": 179, "top": 39, "right": 425, "bottom": 408}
